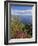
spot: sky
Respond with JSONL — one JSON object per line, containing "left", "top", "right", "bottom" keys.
{"left": 11, "top": 5, "right": 32, "bottom": 16}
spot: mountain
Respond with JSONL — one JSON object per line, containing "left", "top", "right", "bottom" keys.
{"left": 11, "top": 15, "right": 32, "bottom": 24}
{"left": 20, "top": 15, "right": 32, "bottom": 24}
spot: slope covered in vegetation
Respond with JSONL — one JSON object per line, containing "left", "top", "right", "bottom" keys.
{"left": 10, "top": 15, "right": 32, "bottom": 39}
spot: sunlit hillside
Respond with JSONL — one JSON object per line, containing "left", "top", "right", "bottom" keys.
{"left": 10, "top": 15, "right": 32, "bottom": 38}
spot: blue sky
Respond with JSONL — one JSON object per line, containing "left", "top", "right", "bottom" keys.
{"left": 11, "top": 5, "right": 32, "bottom": 16}
{"left": 11, "top": 5, "right": 32, "bottom": 10}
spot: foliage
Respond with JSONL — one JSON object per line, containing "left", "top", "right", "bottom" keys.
{"left": 10, "top": 15, "right": 32, "bottom": 38}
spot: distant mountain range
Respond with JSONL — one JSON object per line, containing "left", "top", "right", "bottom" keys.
{"left": 11, "top": 15, "right": 32, "bottom": 24}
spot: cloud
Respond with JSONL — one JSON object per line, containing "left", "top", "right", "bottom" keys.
{"left": 11, "top": 10, "right": 32, "bottom": 16}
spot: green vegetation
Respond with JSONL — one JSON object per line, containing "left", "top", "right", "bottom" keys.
{"left": 10, "top": 16, "right": 32, "bottom": 38}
